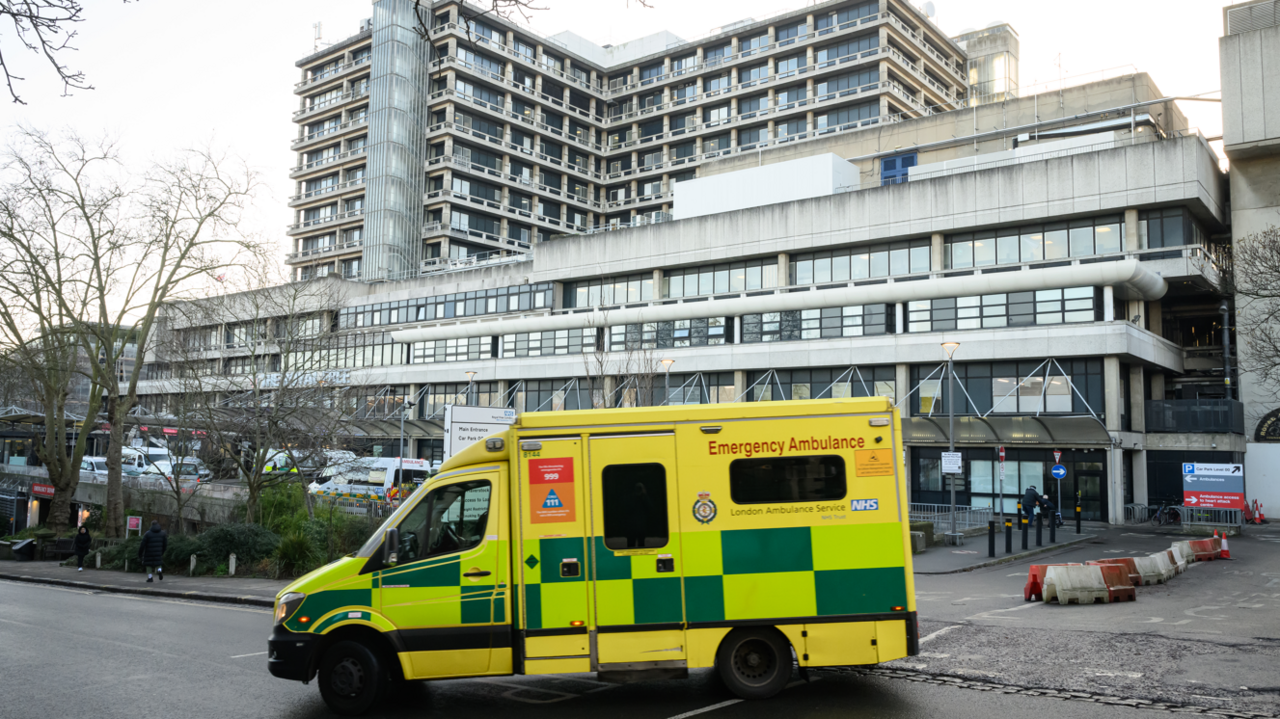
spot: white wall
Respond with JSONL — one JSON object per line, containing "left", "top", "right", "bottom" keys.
{"left": 546, "top": 30, "right": 685, "bottom": 68}
{"left": 672, "top": 153, "right": 859, "bottom": 221}
{"left": 1245, "top": 443, "right": 1280, "bottom": 516}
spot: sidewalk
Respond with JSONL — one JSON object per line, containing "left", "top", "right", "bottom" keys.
{"left": 910, "top": 521, "right": 1113, "bottom": 574}
{"left": 0, "top": 561, "right": 287, "bottom": 607}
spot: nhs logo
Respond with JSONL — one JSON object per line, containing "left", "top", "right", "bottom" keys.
{"left": 850, "top": 499, "right": 880, "bottom": 512}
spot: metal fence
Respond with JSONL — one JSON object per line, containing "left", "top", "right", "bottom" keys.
{"left": 1175, "top": 506, "right": 1243, "bottom": 527}
{"left": 908, "top": 503, "right": 993, "bottom": 530}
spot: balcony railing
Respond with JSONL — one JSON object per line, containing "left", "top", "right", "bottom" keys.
{"left": 1145, "top": 399, "right": 1244, "bottom": 435}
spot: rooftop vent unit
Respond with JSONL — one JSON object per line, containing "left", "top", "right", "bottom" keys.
{"left": 360, "top": 17, "right": 374, "bottom": 33}
{"left": 1226, "top": 0, "right": 1279, "bottom": 34}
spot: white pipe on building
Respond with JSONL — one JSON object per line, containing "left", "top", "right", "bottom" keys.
{"left": 391, "top": 259, "right": 1167, "bottom": 344}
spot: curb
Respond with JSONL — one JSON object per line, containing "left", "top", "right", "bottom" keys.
{"left": 0, "top": 572, "right": 275, "bottom": 607}
{"left": 914, "top": 534, "right": 1098, "bottom": 574}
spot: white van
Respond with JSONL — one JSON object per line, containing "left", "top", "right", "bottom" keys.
{"left": 308, "top": 457, "right": 432, "bottom": 499}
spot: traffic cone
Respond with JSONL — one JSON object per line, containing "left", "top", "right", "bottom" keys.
{"left": 1221, "top": 535, "right": 1232, "bottom": 560}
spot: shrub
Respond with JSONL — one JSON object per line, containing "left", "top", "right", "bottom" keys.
{"left": 258, "top": 483, "right": 310, "bottom": 537}
{"left": 164, "top": 534, "right": 206, "bottom": 574}
{"left": 275, "top": 531, "right": 321, "bottom": 577}
{"left": 197, "top": 523, "right": 280, "bottom": 567}
{"left": 98, "top": 537, "right": 143, "bottom": 572}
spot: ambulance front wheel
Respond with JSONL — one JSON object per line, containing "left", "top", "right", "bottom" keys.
{"left": 318, "top": 640, "right": 390, "bottom": 716}
{"left": 715, "top": 628, "right": 792, "bottom": 700}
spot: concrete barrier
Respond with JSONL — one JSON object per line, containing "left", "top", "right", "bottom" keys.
{"left": 1189, "top": 539, "right": 1219, "bottom": 562}
{"left": 1087, "top": 558, "right": 1141, "bottom": 586}
{"left": 1026, "top": 563, "right": 1081, "bottom": 601}
{"left": 1165, "top": 547, "right": 1187, "bottom": 574}
{"left": 1131, "top": 556, "right": 1167, "bottom": 585}
{"left": 1172, "top": 540, "right": 1198, "bottom": 564}
{"left": 1094, "top": 564, "right": 1137, "bottom": 602}
{"left": 1145, "top": 552, "right": 1177, "bottom": 582}
{"left": 1043, "top": 565, "right": 1110, "bottom": 605}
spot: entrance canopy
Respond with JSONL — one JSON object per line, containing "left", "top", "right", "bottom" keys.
{"left": 904, "top": 415, "right": 1114, "bottom": 447}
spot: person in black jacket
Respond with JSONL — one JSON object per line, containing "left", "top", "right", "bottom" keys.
{"left": 137, "top": 521, "right": 168, "bottom": 582}
{"left": 73, "top": 526, "right": 92, "bottom": 571}
{"left": 1022, "top": 486, "right": 1041, "bottom": 525}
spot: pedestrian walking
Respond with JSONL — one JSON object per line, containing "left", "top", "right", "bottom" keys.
{"left": 137, "top": 520, "right": 168, "bottom": 583}
{"left": 73, "top": 526, "right": 92, "bottom": 572}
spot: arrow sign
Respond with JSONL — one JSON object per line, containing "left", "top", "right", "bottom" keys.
{"left": 1185, "top": 496, "right": 1199, "bottom": 505}
{"left": 1051, "top": 464, "right": 1067, "bottom": 480}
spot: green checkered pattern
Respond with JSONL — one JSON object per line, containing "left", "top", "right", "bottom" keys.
{"left": 519, "top": 524, "right": 907, "bottom": 630}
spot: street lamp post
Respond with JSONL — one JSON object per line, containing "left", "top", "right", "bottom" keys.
{"left": 398, "top": 400, "right": 416, "bottom": 491}
{"left": 660, "top": 359, "right": 675, "bottom": 406}
{"left": 942, "top": 342, "right": 961, "bottom": 540}
{"left": 464, "top": 371, "right": 477, "bottom": 405}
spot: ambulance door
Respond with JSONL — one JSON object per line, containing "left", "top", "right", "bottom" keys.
{"left": 586, "top": 433, "right": 686, "bottom": 671}
{"left": 516, "top": 436, "right": 594, "bottom": 674}
{"left": 377, "top": 470, "right": 503, "bottom": 679}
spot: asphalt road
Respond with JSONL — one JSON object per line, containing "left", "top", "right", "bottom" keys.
{"left": 0, "top": 579, "right": 1166, "bottom": 719}
{"left": 899, "top": 528, "right": 1280, "bottom": 715}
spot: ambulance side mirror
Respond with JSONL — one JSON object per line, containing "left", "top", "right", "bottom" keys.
{"left": 383, "top": 527, "right": 399, "bottom": 567}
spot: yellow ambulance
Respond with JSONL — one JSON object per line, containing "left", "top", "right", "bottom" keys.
{"left": 268, "top": 397, "right": 918, "bottom": 715}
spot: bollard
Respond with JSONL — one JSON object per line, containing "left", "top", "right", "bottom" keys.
{"left": 1005, "top": 519, "right": 1013, "bottom": 554}
{"left": 1076, "top": 504, "right": 1082, "bottom": 534}
{"left": 1021, "top": 519, "right": 1028, "bottom": 550}
{"left": 95, "top": 551, "right": 101, "bottom": 569}
{"left": 190, "top": 554, "right": 197, "bottom": 576}
{"left": 1036, "top": 513, "right": 1043, "bottom": 547}
{"left": 1050, "top": 514, "right": 1057, "bottom": 544}
{"left": 988, "top": 520, "right": 996, "bottom": 558}
{"left": 124, "top": 559, "right": 128, "bottom": 573}
{"left": 229, "top": 553, "right": 237, "bottom": 576}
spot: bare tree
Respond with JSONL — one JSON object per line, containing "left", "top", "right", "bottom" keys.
{"left": 0, "top": 127, "right": 266, "bottom": 537}
{"left": 156, "top": 274, "right": 365, "bottom": 524}
{"left": 579, "top": 315, "right": 663, "bottom": 408}
{"left": 1226, "top": 226, "right": 1280, "bottom": 395}
{"left": 0, "top": 1, "right": 132, "bottom": 104}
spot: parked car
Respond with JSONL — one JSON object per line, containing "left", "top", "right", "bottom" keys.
{"left": 79, "top": 456, "right": 109, "bottom": 481}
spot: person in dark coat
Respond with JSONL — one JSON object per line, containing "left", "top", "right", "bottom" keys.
{"left": 137, "top": 521, "right": 168, "bottom": 582}
{"left": 1022, "top": 486, "right": 1040, "bottom": 525}
{"left": 73, "top": 526, "right": 92, "bottom": 572}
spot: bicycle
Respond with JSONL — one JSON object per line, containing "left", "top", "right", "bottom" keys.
{"left": 1149, "top": 502, "right": 1182, "bottom": 526}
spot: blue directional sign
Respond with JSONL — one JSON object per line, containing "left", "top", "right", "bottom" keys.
{"left": 1051, "top": 464, "right": 1067, "bottom": 480}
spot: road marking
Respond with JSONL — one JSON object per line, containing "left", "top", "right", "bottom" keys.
{"left": 1092, "top": 670, "right": 1143, "bottom": 678}
{"left": 918, "top": 625, "right": 961, "bottom": 645}
{"left": 475, "top": 680, "right": 579, "bottom": 704}
{"left": 918, "top": 652, "right": 950, "bottom": 658}
{"left": 230, "top": 651, "right": 267, "bottom": 658}
{"left": 1135, "top": 617, "right": 1164, "bottom": 623}
{"left": 1007, "top": 573, "right": 1026, "bottom": 577}
{"left": 968, "top": 603, "right": 1039, "bottom": 620}
{"left": 667, "top": 699, "right": 742, "bottom": 719}
{"left": 1184, "top": 606, "right": 1227, "bottom": 620}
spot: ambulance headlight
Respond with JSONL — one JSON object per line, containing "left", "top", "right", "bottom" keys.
{"left": 275, "top": 592, "right": 306, "bottom": 625}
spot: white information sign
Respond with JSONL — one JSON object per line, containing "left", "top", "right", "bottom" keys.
{"left": 444, "top": 405, "right": 517, "bottom": 458}
{"left": 941, "top": 451, "right": 963, "bottom": 475}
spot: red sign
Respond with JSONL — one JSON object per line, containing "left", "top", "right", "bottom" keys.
{"left": 998, "top": 446, "right": 1005, "bottom": 461}
{"left": 127, "top": 516, "right": 142, "bottom": 531}
{"left": 528, "top": 458, "right": 575, "bottom": 524}
{"left": 1053, "top": 450, "right": 1062, "bottom": 464}
{"left": 1183, "top": 491, "right": 1246, "bottom": 510}
{"left": 31, "top": 483, "right": 55, "bottom": 498}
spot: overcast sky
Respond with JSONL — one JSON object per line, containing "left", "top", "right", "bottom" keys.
{"left": 0, "top": 0, "right": 1236, "bottom": 260}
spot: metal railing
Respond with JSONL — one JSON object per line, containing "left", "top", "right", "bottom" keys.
{"left": 1177, "top": 506, "right": 1243, "bottom": 527}
{"left": 908, "top": 503, "right": 993, "bottom": 530}
{"left": 1145, "top": 399, "right": 1244, "bottom": 435}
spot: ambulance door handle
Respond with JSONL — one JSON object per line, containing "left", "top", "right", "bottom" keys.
{"left": 463, "top": 569, "right": 492, "bottom": 578}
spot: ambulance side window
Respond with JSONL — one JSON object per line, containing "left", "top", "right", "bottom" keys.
{"left": 601, "top": 464, "right": 668, "bottom": 550}
{"left": 729, "top": 456, "right": 846, "bottom": 504}
{"left": 395, "top": 480, "right": 491, "bottom": 563}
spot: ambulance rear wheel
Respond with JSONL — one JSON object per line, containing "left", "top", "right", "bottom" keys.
{"left": 715, "top": 628, "right": 792, "bottom": 700}
{"left": 318, "top": 640, "right": 389, "bottom": 716}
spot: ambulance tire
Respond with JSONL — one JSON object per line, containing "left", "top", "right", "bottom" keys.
{"left": 715, "top": 628, "right": 792, "bottom": 700}
{"left": 318, "top": 640, "right": 390, "bottom": 716}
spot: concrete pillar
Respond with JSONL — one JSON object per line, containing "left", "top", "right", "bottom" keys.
{"left": 602, "top": 376, "right": 617, "bottom": 408}
{"left": 1148, "top": 300, "right": 1163, "bottom": 338}
{"left": 1104, "top": 356, "right": 1122, "bottom": 432}
{"left": 1126, "top": 300, "right": 1144, "bottom": 328}
{"left": 1125, "top": 208, "right": 1140, "bottom": 251}
{"left": 895, "top": 303, "right": 904, "bottom": 334}
{"left": 733, "top": 370, "right": 747, "bottom": 402}
{"left": 930, "top": 232, "right": 944, "bottom": 271}
{"left": 551, "top": 282, "right": 565, "bottom": 310}
{"left": 1132, "top": 449, "right": 1148, "bottom": 505}
{"left": 777, "top": 253, "right": 789, "bottom": 285}
{"left": 895, "top": 363, "right": 910, "bottom": 414}
{"left": 1103, "top": 286, "right": 1115, "bottom": 322}
{"left": 1129, "top": 365, "right": 1145, "bottom": 432}
{"left": 1107, "top": 447, "right": 1124, "bottom": 525}
{"left": 1151, "top": 372, "right": 1166, "bottom": 400}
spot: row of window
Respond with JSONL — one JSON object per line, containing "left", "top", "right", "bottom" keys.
{"left": 608, "top": 318, "right": 729, "bottom": 350}
{"left": 906, "top": 287, "right": 1099, "bottom": 333}
{"left": 741, "top": 306, "right": 891, "bottom": 343}
{"left": 908, "top": 358, "right": 1105, "bottom": 417}
{"left": 791, "top": 240, "right": 931, "bottom": 284}
{"left": 337, "top": 284, "right": 555, "bottom": 329}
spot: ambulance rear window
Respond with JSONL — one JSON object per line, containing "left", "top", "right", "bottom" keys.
{"left": 729, "top": 456, "right": 847, "bottom": 504}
